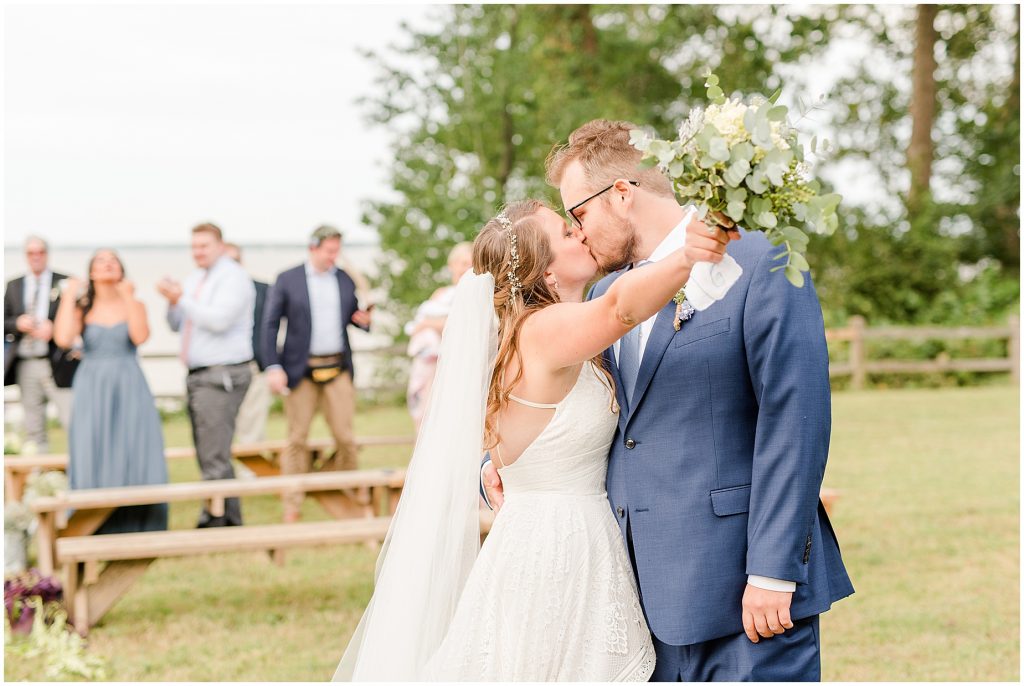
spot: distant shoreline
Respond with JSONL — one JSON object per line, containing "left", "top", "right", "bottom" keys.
{"left": 3, "top": 241, "right": 381, "bottom": 250}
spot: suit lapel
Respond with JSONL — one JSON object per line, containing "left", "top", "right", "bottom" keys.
{"left": 626, "top": 300, "right": 677, "bottom": 422}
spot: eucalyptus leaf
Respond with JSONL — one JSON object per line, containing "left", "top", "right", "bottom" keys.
{"left": 629, "top": 129, "right": 650, "bottom": 149}
{"left": 767, "top": 105, "right": 788, "bottom": 122}
{"left": 767, "top": 87, "right": 782, "bottom": 105}
{"left": 709, "top": 137, "right": 731, "bottom": 162}
{"left": 755, "top": 211, "right": 778, "bottom": 228}
{"left": 747, "top": 169, "right": 769, "bottom": 194}
{"left": 751, "top": 118, "right": 773, "bottom": 148}
{"left": 726, "top": 187, "right": 747, "bottom": 203}
{"left": 731, "top": 141, "right": 755, "bottom": 162}
{"left": 789, "top": 252, "right": 810, "bottom": 271}
{"left": 784, "top": 263, "right": 805, "bottom": 287}
{"left": 726, "top": 201, "right": 746, "bottom": 221}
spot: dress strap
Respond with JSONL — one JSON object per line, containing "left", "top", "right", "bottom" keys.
{"left": 507, "top": 394, "right": 559, "bottom": 410}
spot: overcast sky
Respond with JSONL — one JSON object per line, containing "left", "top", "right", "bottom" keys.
{"left": 4, "top": 2, "right": 438, "bottom": 247}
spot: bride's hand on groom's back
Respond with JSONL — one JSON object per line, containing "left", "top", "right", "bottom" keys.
{"left": 482, "top": 462, "right": 504, "bottom": 512}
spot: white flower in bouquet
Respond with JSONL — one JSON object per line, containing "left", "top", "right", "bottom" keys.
{"left": 631, "top": 72, "right": 841, "bottom": 290}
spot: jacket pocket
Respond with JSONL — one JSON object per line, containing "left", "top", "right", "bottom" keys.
{"left": 674, "top": 316, "right": 731, "bottom": 348}
{"left": 710, "top": 484, "right": 751, "bottom": 516}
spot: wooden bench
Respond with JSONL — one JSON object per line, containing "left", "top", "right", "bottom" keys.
{"left": 56, "top": 508, "right": 496, "bottom": 635}
{"left": 4, "top": 434, "right": 415, "bottom": 501}
{"left": 30, "top": 469, "right": 408, "bottom": 576}
{"left": 58, "top": 517, "right": 394, "bottom": 635}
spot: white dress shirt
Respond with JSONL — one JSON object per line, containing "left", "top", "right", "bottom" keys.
{"left": 19, "top": 269, "right": 53, "bottom": 358}
{"left": 611, "top": 207, "right": 796, "bottom": 594}
{"left": 167, "top": 255, "right": 255, "bottom": 369}
{"left": 305, "top": 262, "right": 345, "bottom": 356}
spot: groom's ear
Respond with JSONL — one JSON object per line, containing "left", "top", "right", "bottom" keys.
{"left": 611, "top": 178, "right": 636, "bottom": 211}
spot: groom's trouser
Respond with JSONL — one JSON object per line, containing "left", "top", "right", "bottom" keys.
{"left": 648, "top": 616, "right": 820, "bottom": 682}
{"left": 624, "top": 518, "right": 821, "bottom": 682}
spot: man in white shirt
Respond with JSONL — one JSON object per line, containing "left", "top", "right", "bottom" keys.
{"left": 158, "top": 223, "right": 255, "bottom": 527}
{"left": 3, "top": 236, "right": 72, "bottom": 451}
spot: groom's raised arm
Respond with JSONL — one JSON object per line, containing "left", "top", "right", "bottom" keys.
{"left": 741, "top": 247, "right": 832, "bottom": 587}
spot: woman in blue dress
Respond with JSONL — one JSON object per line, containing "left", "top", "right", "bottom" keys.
{"left": 54, "top": 249, "right": 168, "bottom": 534}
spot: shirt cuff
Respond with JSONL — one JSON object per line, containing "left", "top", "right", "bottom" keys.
{"left": 747, "top": 575, "right": 797, "bottom": 593}
{"left": 264, "top": 364, "right": 283, "bottom": 372}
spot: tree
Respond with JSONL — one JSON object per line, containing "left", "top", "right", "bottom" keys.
{"left": 359, "top": 4, "right": 835, "bottom": 321}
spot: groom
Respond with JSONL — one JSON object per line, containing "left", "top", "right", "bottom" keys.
{"left": 484, "top": 119, "right": 853, "bottom": 681}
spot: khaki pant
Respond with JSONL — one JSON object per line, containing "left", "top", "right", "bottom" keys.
{"left": 16, "top": 357, "right": 72, "bottom": 452}
{"left": 234, "top": 362, "right": 271, "bottom": 445}
{"left": 281, "top": 371, "right": 358, "bottom": 516}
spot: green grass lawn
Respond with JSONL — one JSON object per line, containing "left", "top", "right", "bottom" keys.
{"left": 5, "top": 386, "right": 1019, "bottom": 681}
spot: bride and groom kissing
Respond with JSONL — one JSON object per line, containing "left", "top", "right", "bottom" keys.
{"left": 336, "top": 119, "right": 854, "bottom": 682}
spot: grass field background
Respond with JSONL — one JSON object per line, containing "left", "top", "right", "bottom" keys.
{"left": 4, "top": 384, "right": 1019, "bottom": 681}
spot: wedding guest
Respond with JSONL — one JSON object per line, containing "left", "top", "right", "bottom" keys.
{"left": 3, "top": 236, "right": 72, "bottom": 452}
{"left": 158, "top": 223, "right": 254, "bottom": 527}
{"left": 404, "top": 242, "right": 473, "bottom": 431}
{"left": 225, "top": 242, "right": 271, "bottom": 445}
{"left": 54, "top": 249, "right": 168, "bottom": 533}
{"left": 262, "top": 225, "right": 372, "bottom": 522}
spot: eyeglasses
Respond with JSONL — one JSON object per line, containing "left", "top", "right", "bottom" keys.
{"left": 565, "top": 180, "right": 639, "bottom": 228}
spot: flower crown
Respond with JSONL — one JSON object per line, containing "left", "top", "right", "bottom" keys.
{"left": 496, "top": 210, "right": 524, "bottom": 297}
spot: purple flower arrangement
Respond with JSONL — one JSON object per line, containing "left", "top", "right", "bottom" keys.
{"left": 4, "top": 569, "right": 62, "bottom": 635}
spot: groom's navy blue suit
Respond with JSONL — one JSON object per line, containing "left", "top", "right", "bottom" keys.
{"left": 591, "top": 230, "right": 853, "bottom": 681}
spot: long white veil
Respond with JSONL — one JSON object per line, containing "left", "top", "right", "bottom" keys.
{"left": 334, "top": 271, "right": 498, "bottom": 681}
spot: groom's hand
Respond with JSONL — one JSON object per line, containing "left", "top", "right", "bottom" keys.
{"left": 741, "top": 584, "right": 794, "bottom": 643}
{"left": 482, "top": 462, "right": 505, "bottom": 512}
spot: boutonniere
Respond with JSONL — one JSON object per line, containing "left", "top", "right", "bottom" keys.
{"left": 672, "top": 287, "right": 695, "bottom": 331}
{"left": 50, "top": 281, "right": 64, "bottom": 302}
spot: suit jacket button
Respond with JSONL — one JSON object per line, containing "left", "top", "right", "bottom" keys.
{"left": 625, "top": 438, "right": 636, "bottom": 449}
{"left": 616, "top": 507, "right": 625, "bottom": 518}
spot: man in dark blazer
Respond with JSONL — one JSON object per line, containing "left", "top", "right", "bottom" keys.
{"left": 261, "top": 225, "right": 372, "bottom": 521}
{"left": 3, "top": 236, "right": 72, "bottom": 451}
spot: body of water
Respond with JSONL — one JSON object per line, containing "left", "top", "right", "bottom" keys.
{"left": 3, "top": 243, "right": 403, "bottom": 403}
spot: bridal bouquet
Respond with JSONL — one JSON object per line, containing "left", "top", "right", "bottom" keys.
{"left": 630, "top": 73, "right": 840, "bottom": 290}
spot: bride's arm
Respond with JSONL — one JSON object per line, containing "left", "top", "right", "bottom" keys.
{"left": 521, "top": 220, "right": 733, "bottom": 371}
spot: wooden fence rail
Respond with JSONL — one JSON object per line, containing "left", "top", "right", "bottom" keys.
{"left": 826, "top": 315, "right": 1019, "bottom": 389}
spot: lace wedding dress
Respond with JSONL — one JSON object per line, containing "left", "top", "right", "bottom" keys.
{"left": 421, "top": 361, "right": 655, "bottom": 681}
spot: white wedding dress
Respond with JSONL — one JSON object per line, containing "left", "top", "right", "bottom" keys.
{"left": 421, "top": 362, "right": 655, "bottom": 681}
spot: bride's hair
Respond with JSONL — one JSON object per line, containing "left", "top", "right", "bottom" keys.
{"left": 473, "top": 199, "right": 612, "bottom": 451}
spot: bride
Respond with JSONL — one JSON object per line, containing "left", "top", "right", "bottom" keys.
{"left": 335, "top": 199, "right": 732, "bottom": 681}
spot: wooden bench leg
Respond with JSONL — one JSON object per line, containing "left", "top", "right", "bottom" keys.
{"left": 76, "top": 559, "right": 154, "bottom": 634}
{"left": 5, "top": 468, "right": 27, "bottom": 502}
{"left": 36, "top": 513, "right": 57, "bottom": 576}
{"left": 62, "top": 561, "right": 81, "bottom": 628}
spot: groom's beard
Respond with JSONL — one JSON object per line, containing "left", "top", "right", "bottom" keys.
{"left": 596, "top": 215, "right": 640, "bottom": 274}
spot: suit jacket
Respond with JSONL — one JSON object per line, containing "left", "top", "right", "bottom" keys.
{"left": 252, "top": 280, "right": 270, "bottom": 371}
{"left": 260, "top": 264, "right": 368, "bottom": 388}
{"left": 4, "top": 272, "right": 68, "bottom": 386}
{"left": 592, "top": 230, "right": 854, "bottom": 646}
